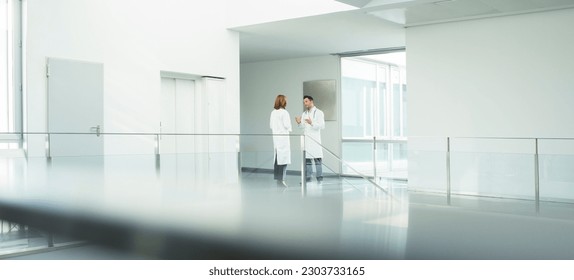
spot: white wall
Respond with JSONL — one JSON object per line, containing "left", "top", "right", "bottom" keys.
{"left": 406, "top": 9, "right": 574, "bottom": 199}
{"left": 240, "top": 55, "right": 341, "bottom": 173}
{"left": 407, "top": 9, "right": 574, "bottom": 138}
{"left": 24, "top": 0, "right": 239, "bottom": 156}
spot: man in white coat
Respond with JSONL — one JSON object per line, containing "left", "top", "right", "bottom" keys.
{"left": 295, "top": 95, "right": 325, "bottom": 182}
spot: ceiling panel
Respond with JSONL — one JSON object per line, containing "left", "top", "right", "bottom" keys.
{"left": 433, "top": 0, "right": 496, "bottom": 15}
{"left": 345, "top": 0, "right": 574, "bottom": 26}
{"left": 235, "top": 0, "right": 574, "bottom": 63}
{"left": 479, "top": 0, "right": 539, "bottom": 12}
{"left": 233, "top": 11, "right": 405, "bottom": 63}
{"left": 531, "top": 0, "right": 574, "bottom": 8}
{"left": 336, "top": 0, "right": 372, "bottom": 8}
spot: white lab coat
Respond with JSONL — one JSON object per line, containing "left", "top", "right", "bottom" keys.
{"left": 270, "top": 108, "right": 292, "bottom": 165}
{"left": 298, "top": 106, "right": 325, "bottom": 159}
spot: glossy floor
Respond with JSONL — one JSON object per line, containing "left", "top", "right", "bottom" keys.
{"left": 243, "top": 175, "right": 574, "bottom": 260}
{"left": 1, "top": 155, "right": 574, "bottom": 259}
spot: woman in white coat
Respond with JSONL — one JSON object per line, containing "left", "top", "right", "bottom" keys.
{"left": 270, "top": 94, "right": 292, "bottom": 187}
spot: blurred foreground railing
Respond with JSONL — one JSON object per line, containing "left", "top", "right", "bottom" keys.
{"left": 0, "top": 131, "right": 388, "bottom": 257}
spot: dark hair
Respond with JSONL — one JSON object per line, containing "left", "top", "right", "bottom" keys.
{"left": 303, "top": 95, "right": 313, "bottom": 101}
{"left": 274, "top": 94, "right": 287, "bottom": 109}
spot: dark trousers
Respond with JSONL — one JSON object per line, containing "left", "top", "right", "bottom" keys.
{"left": 305, "top": 158, "right": 323, "bottom": 181}
{"left": 274, "top": 156, "right": 287, "bottom": 181}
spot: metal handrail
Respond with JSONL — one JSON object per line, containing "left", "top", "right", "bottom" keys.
{"left": 0, "top": 132, "right": 302, "bottom": 136}
{"left": 1, "top": 131, "right": 391, "bottom": 193}
{"left": 342, "top": 137, "right": 407, "bottom": 143}
{"left": 305, "top": 135, "right": 388, "bottom": 193}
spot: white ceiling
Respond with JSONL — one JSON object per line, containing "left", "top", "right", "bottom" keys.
{"left": 232, "top": 10, "right": 405, "bottom": 63}
{"left": 232, "top": 0, "right": 574, "bottom": 63}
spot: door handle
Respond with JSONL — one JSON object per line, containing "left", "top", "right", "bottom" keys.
{"left": 90, "top": 125, "right": 101, "bottom": 137}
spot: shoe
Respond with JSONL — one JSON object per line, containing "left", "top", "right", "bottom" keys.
{"left": 276, "top": 180, "right": 288, "bottom": 187}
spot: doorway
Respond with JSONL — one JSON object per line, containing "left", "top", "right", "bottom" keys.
{"left": 340, "top": 51, "right": 407, "bottom": 180}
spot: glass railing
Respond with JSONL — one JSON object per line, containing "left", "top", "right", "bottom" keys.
{"left": 341, "top": 137, "right": 408, "bottom": 181}
{"left": 306, "top": 136, "right": 388, "bottom": 193}
{"left": 0, "top": 131, "right": 389, "bottom": 258}
{"left": 7, "top": 133, "right": 574, "bottom": 258}
{"left": 408, "top": 136, "right": 574, "bottom": 205}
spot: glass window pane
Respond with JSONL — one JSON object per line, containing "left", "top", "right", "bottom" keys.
{"left": 341, "top": 52, "right": 407, "bottom": 178}
{"left": 377, "top": 66, "right": 387, "bottom": 137}
{"left": 342, "top": 142, "right": 373, "bottom": 176}
{"left": 1, "top": 0, "right": 20, "bottom": 139}
{"left": 1, "top": 2, "right": 8, "bottom": 132}
{"left": 375, "top": 142, "right": 389, "bottom": 172}
{"left": 341, "top": 59, "right": 376, "bottom": 81}
{"left": 391, "top": 67, "right": 401, "bottom": 137}
{"left": 341, "top": 59, "right": 376, "bottom": 138}
{"left": 402, "top": 83, "right": 407, "bottom": 136}
{"left": 392, "top": 143, "right": 408, "bottom": 179}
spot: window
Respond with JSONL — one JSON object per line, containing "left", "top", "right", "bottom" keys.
{"left": 341, "top": 51, "right": 407, "bottom": 179}
{"left": 1, "top": 0, "right": 22, "bottom": 149}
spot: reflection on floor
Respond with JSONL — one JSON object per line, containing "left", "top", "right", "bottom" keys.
{"left": 4, "top": 244, "right": 150, "bottom": 260}
{"left": 0, "top": 224, "right": 48, "bottom": 253}
{"left": 2, "top": 165, "right": 574, "bottom": 259}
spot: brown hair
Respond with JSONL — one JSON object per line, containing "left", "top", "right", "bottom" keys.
{"left": 274, "top": 94, "right": 287, "bottom": 109}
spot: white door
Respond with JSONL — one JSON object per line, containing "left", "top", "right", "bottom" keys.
{"left": 47, "top": 58, "right": 104, "bottom": 157}
{"left": 206, "top": 77, "right": 225, "bottom": 152}
{"left": 160, "top": 77, "right": 198, "bottom": 187}
{"left": 160, "top": 77, "right": 195, "bottom": 154}
{"left": 203, "top": 77, "right": 237, "bottom": 183}
{"left": 159, "top": 76, "right": 235, "bottom": 185}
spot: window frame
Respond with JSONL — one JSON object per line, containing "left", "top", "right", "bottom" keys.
{"left": 0, "top": 0, "right": 23, "bottom": 150}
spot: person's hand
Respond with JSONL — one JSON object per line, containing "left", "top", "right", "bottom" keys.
{"left": 305, "top": 118, "right": 312, "bottom": 125}
{"left": 295, "top": 116, "right": 301, "bottom": 124}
